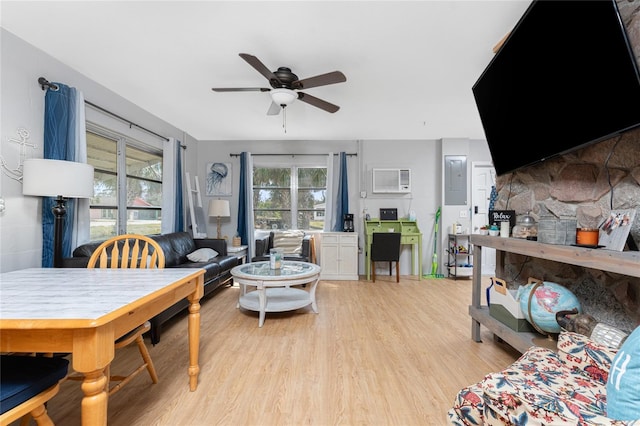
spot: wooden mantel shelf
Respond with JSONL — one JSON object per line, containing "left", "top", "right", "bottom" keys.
{"left": 470, "top": 235, "right": 640, "bottom": 278}
{"left": 469, "top": 235, "right": 639, "bottom": 353}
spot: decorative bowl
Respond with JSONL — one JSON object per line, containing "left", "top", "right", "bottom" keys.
{"left": 489, "top": 229, "right": 500, "bottom": 236}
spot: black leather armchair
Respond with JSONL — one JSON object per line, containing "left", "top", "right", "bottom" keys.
{"left": 252, "top": 231, "right": 312, "bottom": 263}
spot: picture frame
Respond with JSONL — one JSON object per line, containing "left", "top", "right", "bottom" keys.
{"left": 598, "top": 209, "right": 636, "bottom": 251}
{"left": 206, "top": 162, "right": 232, "bottom": 196}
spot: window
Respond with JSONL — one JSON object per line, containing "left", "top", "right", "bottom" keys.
{"left": 87, "top": 129, "right": 163, "bottom": 241}
{"left": 253, "top": 166, "right": 327, "bottom": 231}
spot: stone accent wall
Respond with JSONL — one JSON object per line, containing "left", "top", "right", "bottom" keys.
{"left": 492, "top": 127, "right": 640, "bottom": 332}
{"left": 618, "top": 0, "right": 640, "bottom": 61}
{"left": 491, "top": 0, "right": 640, "bottom": 333}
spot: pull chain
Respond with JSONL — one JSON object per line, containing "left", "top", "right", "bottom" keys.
{"left": 282, "top": 105, "right": 287, "bottom": 133}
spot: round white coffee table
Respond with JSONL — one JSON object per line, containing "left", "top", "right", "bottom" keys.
{"left": 231, "top": 261, "right": 321, "bottom": 327}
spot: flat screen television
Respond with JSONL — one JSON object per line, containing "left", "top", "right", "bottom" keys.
{"left": 473, "top": 0, "right": 640, "bottom": 176}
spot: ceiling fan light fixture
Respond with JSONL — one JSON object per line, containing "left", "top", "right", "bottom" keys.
{"left": 270, "top": 88, "right": 297, "bottom": 106}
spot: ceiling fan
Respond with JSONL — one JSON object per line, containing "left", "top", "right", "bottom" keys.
{"left": 212, "top": 53, "right": 347, "bottom": 115}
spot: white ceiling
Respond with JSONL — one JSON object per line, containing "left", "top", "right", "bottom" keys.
{"left": 1, "top": 1, "right": 532, "bottom": 141}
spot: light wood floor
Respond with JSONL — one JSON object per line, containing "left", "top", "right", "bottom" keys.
{"left": 42, "top": 276, "right": 520, "bottom": 426}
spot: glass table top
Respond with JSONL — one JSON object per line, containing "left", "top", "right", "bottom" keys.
{"left": 231, "top": 261, "right": 320, "bottom": 279}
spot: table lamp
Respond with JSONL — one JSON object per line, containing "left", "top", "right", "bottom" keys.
{"left": 208, "top": 199, "right": 230, "bottom": 239}
{"left": 22, "top": 159, "right": 94, "bottom": 268}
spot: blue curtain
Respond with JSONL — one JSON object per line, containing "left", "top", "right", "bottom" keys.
{"left": 174, "top": 141, "right": 184, "bottom": 232}
{"left": 332, "top": 152, "right": 349, "bottom": 232}
{"left": 42, "top": 83, "right": 78, "bottom": 267}
{"left": 236, "top": 152, "right": 255, "bottom": 259}
{"left": 237, "top": 152, "right": 249, "bottom": 244}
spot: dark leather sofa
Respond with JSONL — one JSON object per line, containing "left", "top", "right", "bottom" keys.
{"left": 62, "top": 232, "right": 238, "bottom": 344}
{"left": 251, "top": 231, "right": 313, "bottom": 263}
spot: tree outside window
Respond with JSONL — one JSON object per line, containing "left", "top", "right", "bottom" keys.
{"left": 253, "top": 166, "right": 326, "bottom": 231}
{"left": 87, "top": 130, "right": 162, "bottom": 240}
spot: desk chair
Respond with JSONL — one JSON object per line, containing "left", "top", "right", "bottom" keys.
{"left": 80, "top": 234, "right": 163, "bottom": 395}
{"left": 370, "top": 232, "right": 402, "bottom": 283}
{"left": 0, "top": 355, "right": 69, "bottom": 426}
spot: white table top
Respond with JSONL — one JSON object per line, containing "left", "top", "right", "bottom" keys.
{"left": 0, "top": 268, "right": 203, "bottom": 321}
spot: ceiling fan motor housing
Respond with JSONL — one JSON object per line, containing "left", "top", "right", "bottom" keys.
{"left": 272, "top": 67, "right": 299, "bottom": 89}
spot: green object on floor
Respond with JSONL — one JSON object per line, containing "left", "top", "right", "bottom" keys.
{"left": 425, "top": 207, "right": 445, "bottom": 278}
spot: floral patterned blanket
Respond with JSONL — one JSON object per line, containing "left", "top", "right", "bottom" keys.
{"left": 448, "top": 331, "right": 638, "bottom": 425}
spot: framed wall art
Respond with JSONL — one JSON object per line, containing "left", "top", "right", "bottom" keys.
{"left": 206, "top": 162, "right": 232, "bottom": 196}
{"left": 598, "top": 209, "right": 636, "bottom": 251}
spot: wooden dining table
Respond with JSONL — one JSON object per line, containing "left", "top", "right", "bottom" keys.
{"left": 0, "top": 267, "right": 205, "bottom": 426}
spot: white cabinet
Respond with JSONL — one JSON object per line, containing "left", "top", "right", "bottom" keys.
{"left": 320, "top": 232, "right": 358, "bottom": 280}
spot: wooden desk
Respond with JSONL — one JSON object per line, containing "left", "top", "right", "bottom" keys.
{"left": 364, "top": 219, "right": 423, "bottom": 280}
{"left": 0, "top": 267, "right": 205, "bottom": 426}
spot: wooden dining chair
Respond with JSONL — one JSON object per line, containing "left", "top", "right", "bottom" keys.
{"left": 0, "top": 355, "right": 69, "bottom": 426}
{"left": 370, "top": 232, "right": 402, "bottom": 283}
{"left": 82, "top": 234, "right": 164, "bottom": 395}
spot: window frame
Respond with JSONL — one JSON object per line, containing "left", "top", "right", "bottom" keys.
{"left": 86, "top": 123, "right": 163, "bottom": 240}
{"left": 253, "top": 164, "right": 327, "bottom": 231}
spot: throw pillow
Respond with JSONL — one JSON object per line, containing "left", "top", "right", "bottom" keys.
{"left": 186, "top": 248, "right": 218, "bottom": 262}
{"left": 557, "top": 330, "right": 618, "bottom": 385}
{"left": 607, "top": 326, "right": 640, "bottom": 420}
{"left": 272, "top": 230, "right": 305, "bottom": 254}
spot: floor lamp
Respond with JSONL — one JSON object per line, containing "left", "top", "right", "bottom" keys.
{"left": 23, "top": 159, "right": 94, "bottom": 268}
{"left": 208, "top": 199, "right": 230, "bottom": 239}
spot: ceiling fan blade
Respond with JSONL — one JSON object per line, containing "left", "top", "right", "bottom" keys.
{"left": 292, "top": 71, "right": 346, "bottom": 90}
{"left": 211, "top": 87, "right": 270, "bottom": 92}
{"left": 297, "top": 92, "right": 340, "bottom": 113}
{"left": 266, "top": 101, "right": 281, "bottom": 115}
{"left": 239, "top": 53, "right": 282, "bottom": 86}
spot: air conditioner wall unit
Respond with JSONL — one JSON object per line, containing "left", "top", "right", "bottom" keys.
{"left": 372, "top": 168, "right": 411, "bottom": 193}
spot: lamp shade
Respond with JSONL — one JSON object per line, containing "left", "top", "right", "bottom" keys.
{"left": 208, "top": 199, "right": 230, "bottom": 217}
{"left": 270, "top": 88, "right": 298, "bottom": 106}
{"left": 23, "top": 159, "right": 94, "bottom": 198}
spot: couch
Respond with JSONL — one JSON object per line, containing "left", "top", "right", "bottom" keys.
{"left": 252, "top": 230, "right": 313, "bottom": 263}
{"left": 63, "top": 231, "right": 239, "bottom": 344}
{"left": 448, "top": 330, "right": 638, "bottom": 425}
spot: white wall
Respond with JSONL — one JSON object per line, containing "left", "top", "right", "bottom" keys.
{"left": 357, "top": 139, "right": 440, "bottom": 275}
{"left": 439, "top": 138, "right": 493, "bottom": 274}
{"left": 0, "top": 29, "right": 196, "bottom": 272}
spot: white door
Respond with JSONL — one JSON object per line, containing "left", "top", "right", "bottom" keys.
{"left": 472, "top": 162, "right": 496, "bottom": 276}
